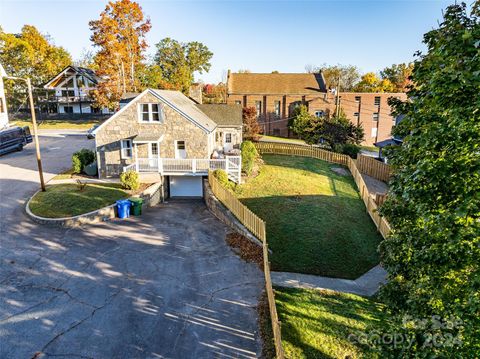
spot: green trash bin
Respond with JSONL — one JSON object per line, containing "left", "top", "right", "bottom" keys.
{"left": 129, "top": 197, "right": 143, "bottom": 216}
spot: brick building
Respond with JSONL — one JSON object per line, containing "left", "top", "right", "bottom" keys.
{"left": 226, "top": 71, "right": 407, "bottom": 145}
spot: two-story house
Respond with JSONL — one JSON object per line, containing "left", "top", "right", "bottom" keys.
{"left": 92, "top": 89, "right": 243, "bottom": 197}
{"left": 41, "top": 66, "right": 111, "bottom": 115}
{"left": 226, "top": 71, "right": 407, "bottom": 145}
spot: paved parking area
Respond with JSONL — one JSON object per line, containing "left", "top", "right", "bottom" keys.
{"left": 0, "top": 134, "right": 264, "bottom": 358}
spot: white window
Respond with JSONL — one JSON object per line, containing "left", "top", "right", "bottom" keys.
{"left": 150, "top": 143, "right": 158, "bottom": 156}
{"left": 225, "top": 133, "right": 232, "bottom": 143}
{"left": 120, "top": 139, "right": 132, "bottom": 159}
{"left": 354, "top": 112, "right": 360, "bottom": 118}
{"left": 274, "top": 101, "right": 281, "bottom": 117}
{"left": 175, "top": 140, "right": 186, "bottom": 159}
{"left": 139, "top": 103, "right": 162, "bottom": 123}
{"left": 355, "top": 96, "right": 361, "bottom": 103}
{"left": 371, "top": 127, "right": 377, "bottom": 138}
{"left": 373, "top": 113, "right": 379, "bottom": 121}
{"left": 255, "top": 101, "right": 262, "bottom": 118}
{"left": 314, "top": 110, "right": 325, "bottom": 117}
{"left": 374, "top": 96, "right": 381, "bottom": 106}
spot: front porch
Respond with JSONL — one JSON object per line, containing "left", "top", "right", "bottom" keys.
{"left": 123, "top": 157, "right": 242, "bottom": 183}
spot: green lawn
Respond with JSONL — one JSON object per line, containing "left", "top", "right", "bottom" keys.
{"left": 29, "top": 183, "right": 128, "bottom": 218}
{"left": 235, "top": 154, "right": 381, "bottom": 279}
{"left": 275, "top": 287, "right": 387, "bottom": 359}
{"left": 259, "top": 135, "right": 307, "bottom": 144}
{"left": 14, "top": 119, "right": 103, "bottom": 130}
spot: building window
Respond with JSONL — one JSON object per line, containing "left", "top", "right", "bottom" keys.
{"left": 175, "top": 140, "right": 186, "bottom": 159}
{"left": 374, "top": 96, "right": 381, "bottom": 106}
{"left": 139, "top": 103, "right": 162, "bottom": 123}
{"left": 90, "top": 106, "right": 101, "bottom": 114}
{"left": 120, "top": 139, "right": 133, "bottom": 159}
{"left": 314, "top": 110, "right": 325, "bottom": 118}
{"left": 255, "top": 101, "right": 262, "bottom": 118}
{"left": 225, "top": 133, "right": 232, "bottom": 143}
{"left": 355, "top": 96, "right": 361, "bottom": 103}
{"left": 274, "top": 101, "right": 281, "bottom": 117}
{"left": 150, "top": 143, "right": 158, "bottom": 156}
{"left": 354, "top": 112, "right": 360, "bottom": 118}
{"left": 235, "top": 100, "right": 241, "bottom": 105}
{"left": 61, "top": 90, "right": 75, "bottom": 97}
{"left": 176, "top": 141, "right": 186, "bottom": 150}
{"left": 373, "top": 113, "right": 379, "bottom": 121}
{"left": 371, "top": 127, "right": 377, "bottom": 138}
{"left": 63, "top": 106, "right": 73, "bottom": 113}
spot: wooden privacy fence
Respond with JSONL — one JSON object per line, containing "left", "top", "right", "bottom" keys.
{"left": 254, "top": 141, "right": 392, "bottom": 240}
{"left": 208, "top": 173, "right": 285, "bottom": 358}
{"left": 255, "top": 141, "right": 349, "bottom": 165}
{"left": 356, "top": 154, "right": 392, "bottom": 182}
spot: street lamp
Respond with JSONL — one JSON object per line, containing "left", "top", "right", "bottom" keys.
{"left": 1, "top": 68, "right": 46, "bottom": 191}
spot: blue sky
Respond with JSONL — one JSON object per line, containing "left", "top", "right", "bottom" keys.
{"left": 0, "top": 0, "right": 452, "bottom": 83}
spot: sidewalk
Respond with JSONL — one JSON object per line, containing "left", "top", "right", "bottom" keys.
{"left": 47, "top": 177, "right": 120, "bottom": 185}
{"left": 271, "top": 265, "right": 387, "bottom": 296}
{"left": 38, "top": 129, "right": 88, "bottom": 137}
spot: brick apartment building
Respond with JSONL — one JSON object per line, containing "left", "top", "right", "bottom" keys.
{"left": 226, "top": 71, "right": 407, "bottom": 145}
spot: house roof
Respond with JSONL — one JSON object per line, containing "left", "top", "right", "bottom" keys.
{"left": 374, "top": 138, "right": 403, "bottom": 148}
{"left": 93, "top": 89, "right": 218, "bottom": 137}
{"left": 227, "top": 72, "right": 327, "bottom": 95}
{"left": 150, "top": 90, "right": 217, "bottom": 132}
{"left": 43, "top": 65, "right": 100, "bottom": 89}
{"left": 120, "top": 92, "right": 140, "bottom": 104}
{"left": 196, "top": 104, "right": 242, "bottom": 126}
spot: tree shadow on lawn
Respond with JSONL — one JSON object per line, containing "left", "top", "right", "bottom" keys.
{"left": 241, "top": 194, "right": 382, "bottom": 279}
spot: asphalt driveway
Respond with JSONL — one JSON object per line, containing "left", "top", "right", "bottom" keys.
{"left": 0, "top": 199, "right": 263, "bottom": 357}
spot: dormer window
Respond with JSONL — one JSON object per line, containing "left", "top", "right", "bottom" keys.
{"left": 139, "top": 103, "right": 162, "bottom": 123}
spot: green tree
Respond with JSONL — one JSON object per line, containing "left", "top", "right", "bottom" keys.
{"left": 154, "top": 38, "right": 212, "bottom": 93}
{"left": 0, "top": 25, "right": 71, "bottom": 110}
{"left": 378, "top": 3, "right": 480, "bottom": 357}
{"left": 89, "top": 0, "right": 151, "bottom": 110}
{"left": 380, "top": 63, "right": 414, "bottom": 92}
{"left": 353, "top": 72, "right": 396, "bottom": 92}
{"left": 289, "top": 105, "right": 323, "bottom": 144}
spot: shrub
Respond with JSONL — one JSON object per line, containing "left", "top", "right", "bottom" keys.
{"left": 71, "top": 148, "right": 95, "bottom": 174}
{"left": 213, "top": 169, "right": 229, "bottom": 185}
{"left": 339, "top": 143, "right": 361, "bottom": 159}
{"left": 120, "top": 170, "right": 139, "bottom": 190}
{"left": 241, "top": 141, "right": 259, "bottom": 175}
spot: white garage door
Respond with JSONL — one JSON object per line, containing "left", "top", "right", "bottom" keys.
{"left": 169, "top": 176, "right": 203, "bottom": 197}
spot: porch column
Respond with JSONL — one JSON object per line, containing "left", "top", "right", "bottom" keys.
{"left": 134, "top": 143, "right": 139, "bottom": 172}
{"left": 157, "top": 140, "right": 161, "bottom": 173}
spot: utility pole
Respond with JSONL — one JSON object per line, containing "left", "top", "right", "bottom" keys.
{"left": 335, "top": 76, "right": 341, "bottom": 118}
{"left": 4, "top": 74, "right": 46, "bottom": 191}
{"left": 27, "top": 78, "right": 46, "bottom": 191}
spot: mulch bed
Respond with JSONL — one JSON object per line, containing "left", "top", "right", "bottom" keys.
{"left": 225, "top": 232, "right": 263, "bottom": 269}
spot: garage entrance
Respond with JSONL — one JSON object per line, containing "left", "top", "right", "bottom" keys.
{"left": 169, "top": 176, "right": 203, "bottom": 197}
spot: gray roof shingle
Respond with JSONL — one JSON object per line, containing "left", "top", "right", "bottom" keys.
{"left": 196, "top": 104, "right": 243, "bottom": 126}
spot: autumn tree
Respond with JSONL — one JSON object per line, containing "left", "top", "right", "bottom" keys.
{"left": 378, "top": 3, "right": 480, "bottom": 356}
{"left": 0, "top": 25, "right": 71, "bottom": 110}
{"left": 154, "top": 38, "right": 212, "bottom": 94}
{"left": 307, "top": 64, "right": 361, "bottom": 91}
{"left": 353, "top": 72, "right": 395, "bottom": 92}
{"left": 380, "top": 63, "right": 414, "bottom": 92}
{"left": 89, "top": 0, "right": 151, "bottom": 110}
{"left": 242, "top": 107, "right": 262, "bottom": 141}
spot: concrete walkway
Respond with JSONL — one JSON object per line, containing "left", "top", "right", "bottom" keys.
{"left": 47, "top": 177, "right": 120, "bottom": 185}
{"left": 271, "top": 265, "right": 387, "bottom": 297}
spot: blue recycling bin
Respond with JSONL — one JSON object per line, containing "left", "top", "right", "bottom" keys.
{"left": 116, "top": 199, "right": 131, "bottom": 219}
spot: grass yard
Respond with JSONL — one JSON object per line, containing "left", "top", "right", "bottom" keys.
{"left": 235, "top": 154, "right": 381, "bottom": 279}
{"left": 29, "top": 183, "right": 128, "bottom": 218}
{"left": 14, "top": 119, "right": 103, "bottom": 130}
{"left": 275, "top": 287, "right": 387, "bottom": 359}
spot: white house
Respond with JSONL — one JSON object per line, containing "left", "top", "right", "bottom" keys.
{"left": 41, "top": 66, "right": 111, "bottom": 115}
{"left": 0, "top": 63, "right": 9, "bottom": 130}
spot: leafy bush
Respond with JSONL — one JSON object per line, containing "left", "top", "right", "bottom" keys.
{"left": 71, "top": 148, "right": 95, "bottom": 174}
{"left": 213, "top": 169, "right": 229, "bottom": 184}
{"left": 338, "top": 143, "right": 361, "bottom": 159}
{"left": 241, "top": 141, "right": 259, "bottom": 175}
{"left": 120, "top": 170, "right": 139, "bottom": 190}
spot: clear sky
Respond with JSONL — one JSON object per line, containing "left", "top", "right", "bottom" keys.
{"left": 0, "top": 0, "right": 452, "bottom": 83}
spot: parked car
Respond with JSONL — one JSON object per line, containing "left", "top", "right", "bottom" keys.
{"left": 86, "top": 125, "right": 99, "bottom": 139}
{"left": 0, "top": 126, "right": 33, "bottom": 156}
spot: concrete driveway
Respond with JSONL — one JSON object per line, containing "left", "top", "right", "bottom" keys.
{"left": 0, "top": 200, "right": 264, "bottom": 358}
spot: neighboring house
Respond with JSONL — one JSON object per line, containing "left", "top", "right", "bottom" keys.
{"left": 226, "top": 71, "right": 407, "bottom": 145}
{"left": 92, "top": 89, "right": 242, "bottom": 197}
{"left": 374, "top": 114, "right": 405, "bottom": 162}
{"left": 0, "top": 63, "right": 9, "bottom": 129}
{"left": 40, "top": 65, "right": 111, "bottom": 115}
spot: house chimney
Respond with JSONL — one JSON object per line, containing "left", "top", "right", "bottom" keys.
{"left": 189, "top": 83, "right": 203, "bottom": 104}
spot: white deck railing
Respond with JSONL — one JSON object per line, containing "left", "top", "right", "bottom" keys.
{"left": 124, "top": 156, "right": 241, "bottom": 183}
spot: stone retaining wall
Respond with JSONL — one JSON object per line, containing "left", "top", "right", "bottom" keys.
{"left": 203, "top": 180, "right": 263, "bottom": 248}
{"left": 26, "top": 182, "right": 164, "bottom": 228}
